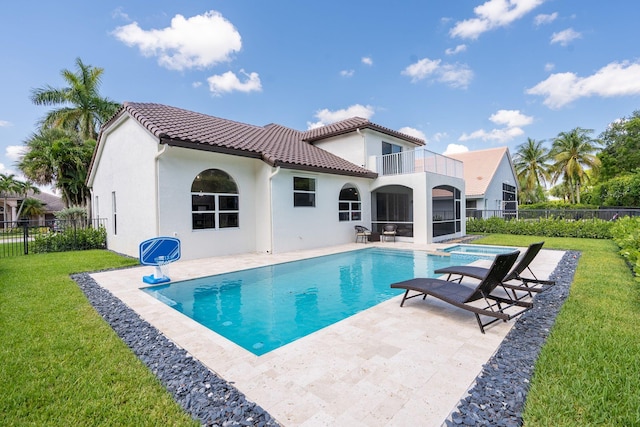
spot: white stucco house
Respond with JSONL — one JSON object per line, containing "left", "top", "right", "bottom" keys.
{"left": 447, "top": 147, "right": 518, "bottom": 218}
{"left": 87, "top": 103, "right": 466, "bottom": 260}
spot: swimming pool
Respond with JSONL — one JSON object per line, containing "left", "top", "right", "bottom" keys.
{"left": 142, "top": 247, "right": 481, "bottom": 355}
{"left": 443, "top": 244, "right": 515, "bottom": 258}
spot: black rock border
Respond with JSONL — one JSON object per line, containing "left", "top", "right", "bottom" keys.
{"left": 445, "top": 250, "right": 580, "bottom": 427}
{"left": 73, "top": 248, "right": 579, "bottom": 427}
{"left": 72, "top": 272, "right": 281, "bottom": 427}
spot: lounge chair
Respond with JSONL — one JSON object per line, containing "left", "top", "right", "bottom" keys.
{"left": 354, "top": 225, "right": 371, "bottom": 243}
{"left": 381, "top": 224, "right": 397, "bottom": 242}
{"left": 390, "top": 251, "right": 532, "bottom": 333}
{"left": 434, "top": 241, "right": 556, "bottom": 299}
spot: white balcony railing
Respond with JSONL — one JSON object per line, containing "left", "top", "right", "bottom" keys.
{"left": 374, "top": 148, "right": 463, "bottom": 178}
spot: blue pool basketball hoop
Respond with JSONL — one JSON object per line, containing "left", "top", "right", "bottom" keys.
{"left": 139, "top": 237, "right": 181, "bottom": 284}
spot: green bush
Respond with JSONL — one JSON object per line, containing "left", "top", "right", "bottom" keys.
{"left": 610, "top": 216, "right": 640, "bottom": 280}
{"left": 466, "top": 217, "right": 613, "bottom": 239}
{"left": 32, "top": 226, "right": 106, "bottom": 253}
{"left": 518, "top": 201, "right": 598, "bottom": 210}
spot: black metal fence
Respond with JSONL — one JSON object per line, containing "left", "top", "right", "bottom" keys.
{"left": 0, "top": 218, "right": 107, "bottom": 258}
{"left": 466, "top": 208, "right": 640, "bottom": 221}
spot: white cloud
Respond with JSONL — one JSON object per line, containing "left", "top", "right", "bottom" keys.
{"left": 340, "top": 69, "right": 355, "bottom": 77}
{"left": 192, "top": 81, "right": 202, "bottom": 88}
{"left": 526, "top": 60, "right": 640, "bottom": 108}
{"left": 0, "top": 163, "right": 6, "bottom": 173}
{"left": 398, "top": 127, "right": 426, "bottom": 141}
{"left": 489, "top": 109, "right": 533, "bottom": 127}
{"left": 459, "top": 109, "right": 532, "bottom": 143}
{"left": 207, "top": 70, "right": 262, "bottom": 96}
{"left": 459, "top": 126, "right": 525, "bottom": 143}
{"left": 431, "top": 132, "right": 449, "bottom": 143}
{"left": 0, "top": 120, "right": 11, "bottom": 127}
{"left": 534, "top": 12, "right": 557, "bottom": 26}
{"left": 306, "top": 104, "right": 375, "bottom": 129}
{"left": 112, "top": 10, "right": 242, "bottom": 70}
{"left": 445, "top": 44, "right": 467, "bottom": 55}
{"left": 443, "top": 144, "right": 469, "bottom": 155}
{"left": 402, "top": 57, "right": 473, "bottom": 89}
{"left": 361, "top": 57, "right": 373, "bottom": 66}
{"left": 6, "top": 145, "right": 25, "bottom": 161}
{"left": 450, "top": 0, "right": 546, "bottom": 40}
{"left": 544, "top": 62, "right": 555, "bottom": 72}
{"left": 550, "top": 28, "right": 582, "bottom": 46}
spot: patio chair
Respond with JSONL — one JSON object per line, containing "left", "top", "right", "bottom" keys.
{"left": 390, "top": 251, "right": 532, "bottom": 333}
{"left": 434, "top": 241, "right": 556, "bottom": 300}
{"left": 354, "top": 225, "right": 371, "bottom": 243}
{"left": 381, "top": 224, "right": 397, "bottom": 242}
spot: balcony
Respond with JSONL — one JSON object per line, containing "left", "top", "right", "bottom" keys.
{"left": 374, "top": 148, "right": 463, "bottom": 178}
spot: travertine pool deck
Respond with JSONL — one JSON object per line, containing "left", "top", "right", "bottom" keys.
{"left": 90, "top": 242, "right": 564, "bottom": 426}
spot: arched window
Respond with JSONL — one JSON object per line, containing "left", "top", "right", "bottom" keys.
{"left": 338, "top": 185, "right": 361, "bottom": 221}
{"left": 432, "top": 185, "right": 461, "bottom": 237}
{"left": 191, "top": 169, "right": 239, "bottom": 230}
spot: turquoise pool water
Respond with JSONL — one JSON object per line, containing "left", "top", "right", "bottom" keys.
{"left": 443, "top": 244, "right": 515, "bottom": 257}
{"left": 142, "top": 248, "right": 480, "bottom": 355}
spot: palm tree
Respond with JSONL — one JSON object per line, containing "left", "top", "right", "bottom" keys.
{"left": 19, "top": 198, "right": 46, "bottom": 223}
{"left": 14, "top": 180, "right": 41, "bottom": 220}
{"left": 30, "top": 57, "right": 121, "bottom": 140}
{"left": 0, "top": 173, "right": 21, "bottom": 224}
{"left": 18, "top": 128, "right": 95, "bottom": 207}
{"left": 513, "top": 138, "right": 551, "bottom": 204}
{"left": 549, "top": 128, "right": 601, "bottom": 204}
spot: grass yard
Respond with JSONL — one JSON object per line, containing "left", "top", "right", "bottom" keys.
{"left": 2, "top": 238, "right": 639, "bottom": 426}
{"left": 473, "top": 234, "right": 640, "bottom": 426}
{"left": 0, "top": 250, "right": 199, "bottom": 427}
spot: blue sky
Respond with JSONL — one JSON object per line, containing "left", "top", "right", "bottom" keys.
{"left": 2, "top": 1, "right": 640, "bottom": 185}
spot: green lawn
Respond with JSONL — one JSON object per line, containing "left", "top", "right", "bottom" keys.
{"left": 2, "top": 240, "right": 639, "bottom": 426}
{"left": 472, "top": 234, "right": 640, "bottom": 426}
{"left": 0, "top": 250, "right": 198, "bottom": 427}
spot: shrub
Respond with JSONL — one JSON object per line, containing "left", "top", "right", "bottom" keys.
{"left": 32, "top": 225, "right": 106, "bottom": 253}
{"left": 610, "top": 216, "right": 640, "bottom": 280}
{"left": 466, "top": 217, "right": 613, "bottom": 239}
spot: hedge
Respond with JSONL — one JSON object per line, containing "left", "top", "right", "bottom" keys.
{"left": 466, "top": 216, "right": 613, "bottom": 239}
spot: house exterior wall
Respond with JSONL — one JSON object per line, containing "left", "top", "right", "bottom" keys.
{"left": 313, "top": 129, "right": 419, "bottom": 171}
{"left": 482, "top": 154, "right": 518, "bottom": 212}
{"left": 269, "top": 169, "right": 373, "bottom": 253}
{"left": 371, "top": 172, "right": 465, "bottom": 244}
{"left": 90, "top": 116, "right": 158, "bottom": 257}
{"left": 154, "top": 147, "right": 260, "bottom": 260}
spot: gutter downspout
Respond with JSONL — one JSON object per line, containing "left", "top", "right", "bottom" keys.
{"left": 268, "top": 166, "right": 281, "bottom": 254}
{"left": 154, "top": 143, "right": 169, "bottom": 236}
{"left": 356, "top": 128, "right": 366, "bottom": 168}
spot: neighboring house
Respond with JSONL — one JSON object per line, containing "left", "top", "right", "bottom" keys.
{"left": 0, "top": 190, "right": 64, "bottom": 224}
{"left": 87, "top": 102, "right": 465, "bottom": 260}
{"left": 447, "top": 147, "right": 518, "bottom": 218}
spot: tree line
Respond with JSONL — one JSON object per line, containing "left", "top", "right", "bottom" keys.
{"left": 0, "top": 58, "right": 120, "bottom": 223}
{"left": 513, "top": 111, "right": 640, "bottom": 207}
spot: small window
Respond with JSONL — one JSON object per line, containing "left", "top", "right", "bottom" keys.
{"left": 338, "top": 185, "right": 361, "bottom": 221}
{"left": 294, "top": 177, "right": 316, "bottom": 207}
{"left": 382, "top": 141, "right": 402, "bottom": 155}
{"left": 191, "top": 169, "right": 239, "bottom": 230}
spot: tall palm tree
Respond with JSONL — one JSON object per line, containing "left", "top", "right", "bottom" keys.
{"left": 30, "top": 57, "right": 121, "bottom": 140}
{"left": 19, "top": 198, "right": 46, "bottom": 223}
{"left": 549, "top": 127, "right": 601, "bottom": 204}
{"left": 14, "top": 180, "right": 41, "bottom": 220}
{"left": 0, "top": 173, "right": 21, "bottom": 223}
{"left": 18, "top": 128, "right": 95, "bottom": 207}
{"left": 513, "top": 138, "right": 551, "bottom": 203}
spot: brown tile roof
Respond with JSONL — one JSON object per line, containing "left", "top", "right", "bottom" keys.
{"left": 101, "top": 102, "right": 379, "bottom": 178}
{"left": 302, "top": 117, "right": 425, "bottom": 146}
{"left": 447, "top": 147, "right": 511, "bottom": 197}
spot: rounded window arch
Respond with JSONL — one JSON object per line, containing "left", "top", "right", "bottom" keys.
{"left": 432, "top": 185, "right": 461, "bottom": 237}
{"left": 338, "top": 184, "right": 361, "bottom": 221}
{"left": 191, "top": 169, "right": 239, "bottom": 230}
